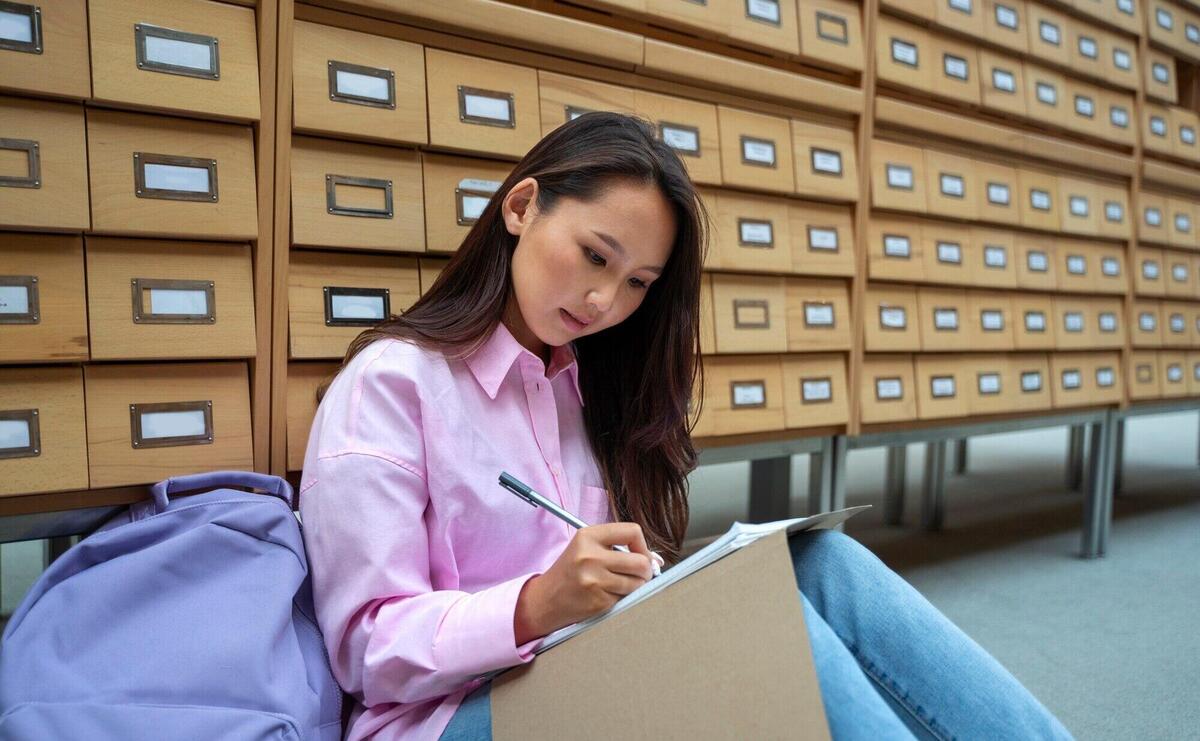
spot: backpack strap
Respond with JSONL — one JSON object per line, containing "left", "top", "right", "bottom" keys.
{"left": 149, "top": 471, "right": 295, "bottom": 514}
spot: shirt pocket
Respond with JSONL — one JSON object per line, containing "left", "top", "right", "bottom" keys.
{"left": 578, "top": 485, "right": 613, "bottom": 526}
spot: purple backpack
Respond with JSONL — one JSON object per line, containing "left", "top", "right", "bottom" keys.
{"left": 0, "top": 471, "right": 345, "bottom": 740}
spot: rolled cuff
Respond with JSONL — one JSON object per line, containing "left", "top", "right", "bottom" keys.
{"left": 432, "top": 571, "right": 546, "bottom": 679}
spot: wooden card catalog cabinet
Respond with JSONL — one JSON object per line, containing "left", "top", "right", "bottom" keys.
{"left": 88, "top": 0, "right": 260, "bottom": 121}
{"left": 710, "top": 274, "right": 788, "bottom": 353}
{"left": 691, "top": 355, "right": 785, "bottom": 436}
{"left": 0, "top": 0, "right": 91, "bottom": 99}
{"left": 538, "top": 71, "right": 636, "bottom": 138}
{"left": 718, "top": 106, "right": 794, "bottom": 194}
{"left": 426, "top": 48, "right": 541, "bottom": 159}
{"left": 864, "top": 285, "right": 921, "bottom": 351}
{"left": 790, "top": 201, "right": 856, "bottom": 277}
{"left": 286, "top": 362, "right": 338, "bottom": 472}
{"left": 86, "top": 109, "right": 256, "bottom": 239}
{"left": 0, "top": 234, "right": 89, "bottom": 363}
{"left": 792, "top": 118, "right": 858, "bottom": 202}
{"left": 706, "top": 190, "right": 793, "bottom": 274}
{"left": 1, "top": 96, "right": 90, "bottom": 230}
{"left": 0, "top": 366, "right": 89, "bottom": 496}
{"left": 292, "top": 21, "right": 427, "bottom": 145}
{"left": 785, "top": 278, "right": 851, "bottom": 351}
{"left": 422, "top": 152, "right": 513, "bottom": 253}
{"left": 860, "top": 354, "right": 917, "bottom": 423}
{"left": 781, "top": 353, "right": 849, "bottom": 428}
{"left": 288, "top": 251, "right": 420, "bottom": 359}
{"left": 84, "top": 237, "right": 256, "bottom": 360}
{"left": 84, "top": 362, "right": 252, "bottom": 488}
{"left": 291, "top": 135, "right": 424, "bottom": 252}
{"left": 1010, "top": 353, "right": 1052, "bottom": 411}
{"left": 634, "top": 89, "right": 722, "bottom": 186}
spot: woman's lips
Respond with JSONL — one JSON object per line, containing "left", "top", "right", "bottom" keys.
{"left": 560, "top": 308, "right": 589, "bottom": 331}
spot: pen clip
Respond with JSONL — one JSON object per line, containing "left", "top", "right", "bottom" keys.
{"left": 498, "top": 475, "right": 538, "bottom": 508}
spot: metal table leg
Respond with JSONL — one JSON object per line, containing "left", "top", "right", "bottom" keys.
{"left": 884, "top": 445, "right": 906, "bottom": 526}
{"left": 1098, "top": 412, "right": 1118, "bottom": 556}
{"left": 749, "top": 455, "right": 792, "bottom": 523}
{"left": 1113, "top": 419, "right": 1124, "bottom": 495}
{"left": 1066, "top": 425, "right": 1085, "bottom": 491}
{"left": 830, "top": 435, "right": 848, "bottom": 532}
{"left": 807, "top": 441, "right": 833, "bottom": 516}
{"left": 953, "top": 438, "right": 968, "bottom": 474}
{"left": 921, "top": 440, "right": 947, "bottom": 531}
{"left": 1081, "top": 412, "right": 1111, "bottom": 558}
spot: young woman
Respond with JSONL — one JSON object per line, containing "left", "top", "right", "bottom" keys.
{"left": 299, "top": 112, "right": 1074, "bottom": 741}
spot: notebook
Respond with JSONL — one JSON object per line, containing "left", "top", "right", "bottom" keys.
{"left": 476, "top": 505, "right": 870, "bottom": 681}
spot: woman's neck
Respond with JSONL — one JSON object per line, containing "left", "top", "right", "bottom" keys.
{"left": 502, "top": 300, "right": 551, "bottom": 369}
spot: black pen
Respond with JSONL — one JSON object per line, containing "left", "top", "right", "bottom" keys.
{"left": 498, "top": 471, "right": 662, "bottom": 577}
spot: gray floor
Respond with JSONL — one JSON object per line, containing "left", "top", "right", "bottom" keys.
{"left": 686, "top": 411, "right": 1200, "bottom": 740}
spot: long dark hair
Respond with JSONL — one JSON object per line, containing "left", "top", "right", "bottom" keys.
{"left": 320, "top": 111, "right": 709, "bottom": 564}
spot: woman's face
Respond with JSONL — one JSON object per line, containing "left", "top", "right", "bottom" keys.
{"left": 501, "top": 177, "right": 676, "bottom": 357}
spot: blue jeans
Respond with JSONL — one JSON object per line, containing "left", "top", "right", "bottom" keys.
{"left": 441, "top": 528, "right": 1075, "bottom": 740}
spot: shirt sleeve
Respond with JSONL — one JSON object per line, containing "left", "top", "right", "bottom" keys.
{"left": 298, "top": 344, "right": 544, "bottom": 708}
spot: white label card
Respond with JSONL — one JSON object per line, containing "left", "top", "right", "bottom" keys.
{"left": 1176, "top": 214, "right": 1192, "bottom": 232}
{"left": 1168, "top": 365, "right": 1184, "bottom": 382}
{"left": 1067, "top": 255, "right": 1086, "bottom": 274}
{"left": 331, "top": 293, "right": 386, "bottom": 320}
{"left": 1182, "top": 127, "right": 1197, "bottom": 145}
{"left": 1061, "top": 371, "right": 1082, "bottom": 390}
{"left": 1143, "top": 261, "right": 1160, "bottom": 279}
{"left": 1078, "top": 37, "right": 1097, "bottom": 58}
{"left": 891, "top": 40, "right": 918, "bottom": 66}
{"left": 886, "top": 164, "right": 913, "bottom": 189}
{"left": 747, "top": 0, "right": 781, "bottom": 23}
{"left": 995, "top": 5, "right": 1018, "bottom": 28}
{"left": 1110, "top": 107, "right": 1129, "bottom": 127}
{"left": 1039, "top": 21, "right": 1060, "bottom": 45}
{"left": 1171, "top": 315, "right": 1186, "bottom": 333}
{"left": 978, "top": 374, "right": 1001, "bottom": 394}
{"left": 1153, "top": 64, "right": 1169, "bottom": 84}
{"left": 981, "top": 310, "right": 1004, "bottom": 330}
{"left": 805, "top": 304, "right": 835, "bottom": 326}
{"left": 460, "top": 194, "right": 489, "bottom": 221}
{"left": 812, "top": 149, "right": 842, "bottom": 174}
{"left": 0, "top": 285, "right": 30, "bottom": 314}
{"left": 463, "top": 93, "right": 512, "bottom": 124}
{"left": 984, "top": 246, "right": 1007, "bottom": 267}
{"left": 1173, "top": 264, "right": 1188, "bottom": 282}
{"left": 1151, "top": 117, "right": 1167, "bottom": 136}
{"left": 741, "top": 221, "right": 773, "bottom": 245}
{"left": 742, "top": 139, "right": 776, "bottom": 165}
{"left": 940, "top": 174, "right": 964, "bottom": 196}
{"left": 937, "top": 242, "right": 962, "bottom": 263}
{"left": 1021, "top": 372, "right": 1042, "bottom": 392}
{"left": 1096, "top": 368, "right": 1115, "bottom": 387}
{"left": 876, "top": 378, "right": 903, "bottom": 399}
{"left": 1105, "top": 202, "right": 1124, "bottom": 221}
{"left": 1146, "top": 208, "right": 1163, "bottom": 226}
{"left": 944, "top": 55, "right": 968, "bottom": 80}
{"left": 147, "top": 288, "right": 208, "bottom": 316}
{"left": 992, "top": 69, "right": 1015, "bottom": 92}
{"left": 0, "top": 418, "right": 30, "bottom": 450}
{"left": 1027, "top": 251, "right": 1048, "bottom": 271}
{"left": 934, "top": 309, "right": 959, "bottom": 330}
{"left": 144, "top": 35, "right": 214, "bottom": 73}
{"left": 140, "top": 410, "right": 208, "bottom": 439}
{"left": 1074, "top": 97, "right": 1094, "bottom": 117}
{"left": 1157, "top": 8, "right": 1173, "bottom": 29}
{"left": 1113, "top": 49, "right": 1131, "bottom": 69}
{"left": 1036, "top": 83, "right": 1057, "bottom": 105}
{"left": 987, "top": 183, "right": 1010, "bottom": 205}
{"left": 884, "top": 236, "right": 911, "bottom": 257}
{"left": 880, "top": 307, "right": 907, "bottom": 328}
{"left": 732, "top": 382, "right": 765, "bottom": 407}
{"left": 949, "top": 0, "right": 972, "bottom": 11}
{"left": 1064, "top": 312, "right": 1084, "bottom": 332}
{"left": 1099, "top": 313, "right": 1117, "bottom": 332}
{"left": 0, "top": 10, "right": 34, "bottom": 44}
{"left": 809, "top": 228, "right": 839, "bottom": 250}
{"left": 802, "top": 379, "right": 832, "bottom": 402}
{"left": 1030, "top": 190, "right": 1051, "bottom": 211}
{"left": 1069, "top": 196, "right": 1089, "bottom": 216}
{"left": 1026, "top": 312, "right": 1046, "bottom": 331}
{"left": 1117, "top": 0, "right": 1133, "bottom": 14}
{"left": 144, "top": 163, "right": 210, "bottom": 193}
{"left": 661, "top": 126, "right": 699, "bottom": 153}
{"left": 1139, "top": 313, "right": 1157, "bottom": 331}
{"left": 931, "top": 377, "right": 956, "bottom": 398}
{"left": 335, "top": 70, "right": 390, "bottom": 101}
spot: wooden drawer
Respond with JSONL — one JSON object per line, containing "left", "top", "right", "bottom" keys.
{"left": 292, "top": 20, "right": 426, "bottom": 145}
{"left": 1049, "top": 352, "right": 1091, "bottom": 407}
{"left": 1187, "top": 304, "right": 1200, "bottom": 347}
{"left": 1083, "top": 352, "right": 1122, "bottom": 404}
{"left": 1012, "top": 292, "right": 1057, "bottom": 349}
{"left": 691, "top": 355, "right": 785, "bottom": 436}
{"left": 1009, "top": 352, "right": 1052, "bottom": 411}
{"left": 785, "top": 278, "right": 851, "bottom": 352}
{"left": 797, "top": 0, "right": 864, "bottom": 72}
{"left": 288, "top": 250, "right": 420, "bottom": 359}
{"left": 1144, "top": 48, "right": 1177, "bottom": 105}
{"left": 86, "top": 108, "right": 256, "bottom": 239}
{"left": 291, "top": 135, "right": 424, "bottom": 252}
{"left": 860, "top": 354, "right": 917, "bottom": 424}
{"left": 1143, "top": 103, "right": 1174, "bottom": 157}
{"left": 876, "top": 17, "right": 934, "bottom": 92}
{"left": 789, "top": 201, "right": 856, "bottom": 277}
{"left": 791, "top": 118, "right": 858, "bottom": 202}
{"left": 1148, "top": 1, "right": 1183, "bottom": 51}
{"left": 422, "top": 152, "right": 512, "bottom": 253}
{"left": 1133, "top": 300, "right": 1163, "bottom": 347}
{"left": 1057, "top": 177, "right": 1099, "bottom": 236}
{"left": 1092, "top": 244, "right": 1126, "bottom": 295}
{"left": 1096, "top": 183, "right": 1131, "bottom": 240}
{"left": 1140, "top": 191, "right": 1170, "bottom": 245}
{"left": 915, "top": 354, "right": 970, "bottom": 419}
{"left": 711, "top": 274, "right": 788, "bottom": 353}
{"left": 781, "top": 353, "right": 849, "bottom": 428}
{"left": 1128, "top": 351, "right": 1161, "bottom": 399}
{"left": 983, "top": 0, "right": 1029, "bottom": 54}
{"left": 868, "top": 216, "right": 926, "bottom": 282}
{"left": 88, "top": 0, "right": 260, "bottom": 121}
{"left": 728, "top": 0, "right": 801, "bottom": 57}
{"left": 1100, "top": 35, "right": 1139, "bottom": 91}
{"left": 961, "top": 354, "right": 1013, "bottom": 415}
{"left": 975, "top": 160, "right": 1020, "bottom": 226}
{"left": 1171, "top": 108, "right": 1200, "bottom": 164}
{"left": 969, "top": 228, "right": 1018, "bottom": 288}
{"left": 1016, "top": 167, "right": 1060, "bottom": 231}
{"left": 1064, "top": 80, "right": 1104, "bottom": 141}
{"left": 700, "top": 273, "right": 716, "bottom": 355}
{"left": 1188, "top": 352, "right": 1200, "bottom": 395}
{"left": 930, "top": 34, "right": 981, "bottom": 106}
{"left": 286, "top": 361, "right": 337, "bottom": 472}
{"left": 965, "top": 290, "right": 1014, "bottom": 350}
{"left": 419, "top": 256, "right": 449, "bottom": 296}
{"left": 0, "top": 96, "right": 89, "bottom": 230}
{"left": 884, "top": 0, "right": 936, "bottom": 20}
{"left": 708, "top": 190, "right": 792, "bottom": 273}
{"left": 1091, "top": 297, "right": 1125, "bottom": 348}
{"left": 1098, "top": 89, "right": 1136, "bottom": 146}
{"left": 979, "top": 50, "right": 1027, "bottom": 119}
{"left": 1053, "top": 296, "right": 1094, "bottom": 349}
{"left": 934, "top": 0, "right": 986, "bottom": 37}
{"left": 1168, "top": 198, "right": 1196, "bottom": 249}
{"left": 864, "top": 285, "right": 921, "bottom": 351}
{"left": 924, "top": 149, "right": 978, "bottom": 221}
{"left": 538, "top": 71, "right": 636, "bottom": 138}
{"left": 871, "top": 139, "right": 927, "bottom": 213}
{"left": 0, "top": 365, "right": 88, "bottom": 496}
{"left": 634, "top": 89, "right": 721, "bottom": 186}
{"left": 1165, "top": 251, "right": 1196, "bottom": 298}
{"left": 426, "top": 48, "right": 540, "bottom": 159}
{"left": 1056, "top": 244, "right": 1095, "bottom": 293}
{"left": 1160, "top": 351, "right": 1189, "bottom": 397}
{"left": 917, "top": 287, "right": 968, "bottom": 351}
{"left": 718, "top": 106, "right": 794, "bottom": 194}
{"left": 1135, "top": 247, "right": 1166, "bottom": 296}
{"left": 0, "top": 234, "right": 88, "bottom": 364}
{"left": 645, "top": 0, "right": 729, "bottom": 38}
{"left": 1027, "top": 4, "right": 1072, "bottom": 68}
{"left": 1068, "top": 24, "right": 1104, "bottom": 79}
{"left": 1022, "top": 63, "right": 1068, "bottom": 130}
{"left": 85, "top": 236, "right": 256, "bottom": 360}
{"left": 0, "top": 0, "right": 90, "bottom": 99}
{"left": 1194, "top": 255, "right": 1200, "bottom": 301}
{"left": 1161, "top": 302, "right": 1191, "bottom": 348}
{"left": 1015, "top": 236, "right": 1057, "bottom": 290}
{"left": 921, "top": 220, "right": 974, "bottom": 285}
{"left": 84, "top": 361, "right": 252, "bottom": 487}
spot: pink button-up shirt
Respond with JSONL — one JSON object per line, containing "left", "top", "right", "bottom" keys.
{"left": 298, "top": 320, "right": 611, "bottom": 740}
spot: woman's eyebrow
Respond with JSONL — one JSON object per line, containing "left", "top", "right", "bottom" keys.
{"left": 592, "top": 230, "right": 664, "bottom": 274}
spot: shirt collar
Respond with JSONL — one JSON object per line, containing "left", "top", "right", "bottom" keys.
{"left": 465, "top": 321, "right": 584, "bottom": 407}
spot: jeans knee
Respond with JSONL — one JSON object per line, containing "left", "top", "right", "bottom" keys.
{"left": 789, "top": 527, "right": 859, "bottom": 566}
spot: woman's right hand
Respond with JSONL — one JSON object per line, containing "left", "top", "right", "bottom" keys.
{"left": 514, "top": 522, "right": 658, "bottom": 645}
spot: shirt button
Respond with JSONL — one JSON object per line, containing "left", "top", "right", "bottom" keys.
{"left": 551, "top": 466, "right": 562, "bottom": 476}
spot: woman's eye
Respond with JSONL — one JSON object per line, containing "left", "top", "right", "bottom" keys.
{"left": 584, "top": 247, "right": 606, "bottom": 266}
{"left": 628, "top": 277, "right": 648, "bottom": 289}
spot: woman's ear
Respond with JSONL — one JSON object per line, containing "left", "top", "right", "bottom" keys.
{"left": 501, "top": 177, "right": 539, "bottom": 237}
